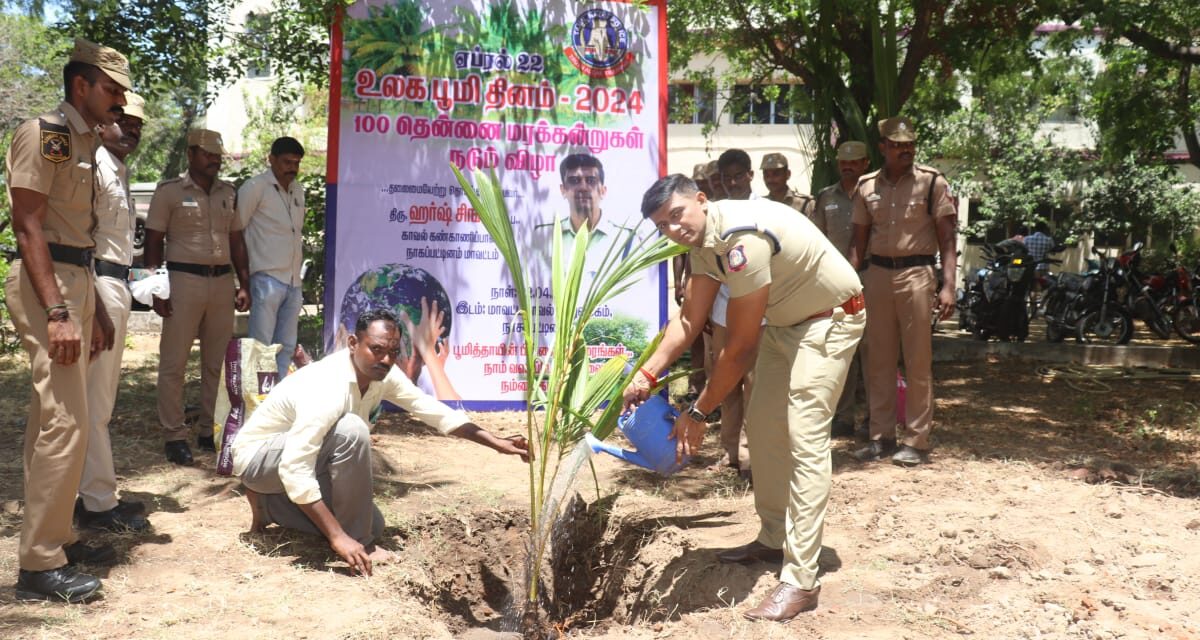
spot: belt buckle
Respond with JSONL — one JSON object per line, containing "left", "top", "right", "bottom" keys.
{"left": 81, "top": 249, "right": 95, "bottom": 268}
{"left": 202, "top": 265, "right": 214, "bottom": 276}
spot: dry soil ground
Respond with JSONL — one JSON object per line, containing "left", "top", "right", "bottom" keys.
{"left": 1, "top": 334, "right": 1199, "bottom": 639}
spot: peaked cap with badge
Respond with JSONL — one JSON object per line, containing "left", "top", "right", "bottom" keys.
{"left": 70, "top": 37, "right": 133, "bottom": 91}
{"left": 878, "top": 116, "right": 917, "bottom": 142}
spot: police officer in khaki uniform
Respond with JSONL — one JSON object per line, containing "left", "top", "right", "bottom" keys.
{"left": 625, "top": 175, "right": 865, "bottom": 621}
{"left": 145, "top": 129, "right": 251, "bottom": 465}
{"left": 849, "top": 117, "right": 957, "bottom": 466}
{"left": 760, "top": 152, "right": 815, "bottom": 218}
{"left": 5, "top": 37, "right": 128, "bottom": 603}
{"left": 814, "top": 141, "right": 871, "bottom": 437}
{"left": 77, "top": 93, "right": 149, "bottom": 532}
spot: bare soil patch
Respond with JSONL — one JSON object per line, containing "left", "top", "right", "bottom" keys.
{"left": 1, "top": 335, "right": 1199, "bottom": 639}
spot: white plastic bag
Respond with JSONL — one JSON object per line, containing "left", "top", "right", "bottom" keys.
{"left": 130, "top": 267, "right": 170, "bottom": 305}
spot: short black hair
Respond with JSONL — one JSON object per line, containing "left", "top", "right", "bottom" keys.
{"left": 270, "top": 136, "right": 305, "bottom": 157}
{"left": 640, "top": 174, "right": 698, "bottom": 218}
{"left": 560, "top": 153, "right": 605, "bottom": 184}
{"left": 717, "top": 148, "right": 751, "bottom": 173}
{"left": 63, "top": 61, "right": 102, "bottom": 101}
{"left": 354, "top": 308, "right": 400, "bottom": 339}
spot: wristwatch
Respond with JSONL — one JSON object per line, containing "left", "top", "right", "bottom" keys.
{"left": 685, "top": 402, "right": 716, "bottom": 423}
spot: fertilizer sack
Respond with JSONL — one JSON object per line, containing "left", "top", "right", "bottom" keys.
{"left": 213, "top": 338, "right": 281, "bottom": 476}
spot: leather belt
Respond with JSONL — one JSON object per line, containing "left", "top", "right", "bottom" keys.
{"left": 870, "top": 254, "right": 936, "bottom": 269}
{"left": 94, "top": 259, "right": 131, "bottom": 281}
{"left": 804, "top": 292, "right": 866, "bottom": 323}
{"left": 168, "top": 261, "right": 232, "bottom": 277}
{"left": 48, "top": 243, "right": 95, "bottom": 269}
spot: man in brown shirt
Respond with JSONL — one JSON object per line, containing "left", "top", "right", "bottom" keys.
{"left": 5, "top": 37, "right": 128, "bottom": 603}
{"left": 814, "top": 141, "right": 871, "bottom": 437}
{"left": 760, "top": 152, "right": 815, "bottom": 218}
{"left": 145, "top": 129, "right": 251, "bottom": 466}
{"left": 848, "top": 117, "right": 958, "bottom": 466}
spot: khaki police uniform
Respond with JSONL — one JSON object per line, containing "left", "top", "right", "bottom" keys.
{"left": 147, "top": 171, "right": 241, "bottom": 443}
{"left": 851, "top": 163, "right": 955, "bottom": 450}
{"left": 4, "top": 101, "right": 101, "bottom": 571}
{"left": 79, "top": 92, "right": 144, "bottom": 513}
{"left": 815, "top": 180, "right": 869, "bottom": 428}
{"left": 689, "top": 199, "right": 864, "bottom": 590}
{"left": 760, "top": 153, "right": 815, "bottom": 217}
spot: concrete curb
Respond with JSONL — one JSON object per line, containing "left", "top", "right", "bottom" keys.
{"left": 933, "top": 332, "right": 1200, "bottom": 368}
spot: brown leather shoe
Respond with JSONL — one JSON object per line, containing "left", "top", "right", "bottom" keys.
{"left": 743, "top": 583, "right": 820, "bottom": 622}
{"left": 715, "top": 540, "right": 783, "bottom": 564}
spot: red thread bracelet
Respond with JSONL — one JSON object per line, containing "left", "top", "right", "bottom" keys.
{"left": 638, "top": 367, "right": 658, "bottom": 387}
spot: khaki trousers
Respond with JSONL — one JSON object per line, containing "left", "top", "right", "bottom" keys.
{"left": 863, "top": 265, "right": 935, "bottom": 449}
{"left": 834, "top": 269, "right": 869, "bottom": 427}
{"left": 80, "top": 275, "right": 131, "bottom": 512}
{"left": 746, "top": 308, "right": 864, "bottom": 590}
{"left": 6, "top": 260, "right": 95, "bottom": 571}
{"left": 157, "top": 271, "right": 235, "bottom": 442}
{"left": 709, "top": 323, "right": 752, "bottom": 470}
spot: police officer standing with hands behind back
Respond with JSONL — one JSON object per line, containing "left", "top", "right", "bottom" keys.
{"left": 849, "top": 117, "right": 958, "bottom": 466}
{"left": 6, "top": 37, "right": 128, "bottom": 603}
{"left": 145, "top": 129, "right": 251, "bottom": 466}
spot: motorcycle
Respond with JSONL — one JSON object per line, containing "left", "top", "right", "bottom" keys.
{"left": 1112, "top": 241, "right": 1174, "bottom": 340}
{"left": 957, "top": 239, "right": 1037, "bottom": 342}
{"left": 1041, "top": 245, "right": 1133, "bottom": 345}
{"left": 1168, "top": 257, "right": 1200, "bottom": 344}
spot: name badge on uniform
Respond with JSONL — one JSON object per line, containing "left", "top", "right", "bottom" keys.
{"left": 182, "top": 197, "right": 199, "bottom": 208}
{"left": 727, "top": 245, "right": 748, "bottom": 272}
{"left": 866, "top": 193, "right": 882, "bottom": 202}
{"left": 825, "top": 203, "right": 839, "bottom": 210}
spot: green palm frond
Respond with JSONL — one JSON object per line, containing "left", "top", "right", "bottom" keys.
{"left": 452, "top": 165, "right": 684, "bottom": 612}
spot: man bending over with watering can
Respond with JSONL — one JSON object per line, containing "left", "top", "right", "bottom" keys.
{"left": 231, "top": 308, "right": 529, "bottom": 576}
{"left": 623, "top": 174, "right": 864, "bottom": 622}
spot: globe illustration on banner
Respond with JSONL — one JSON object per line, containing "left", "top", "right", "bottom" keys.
{"left": 338, "top": 263, "right": 453, "bottom": 338}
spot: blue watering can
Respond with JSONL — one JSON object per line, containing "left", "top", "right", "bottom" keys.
{"left": 584, "top": 394, "right": 689, "bottom": 476}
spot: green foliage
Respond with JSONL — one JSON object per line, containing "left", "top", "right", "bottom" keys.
{"left": 583, "top": 316, "right": 650, "bottom": 360}
{"left": 0, "top": 14, "right": 66, "bottom": 138}
{"left": 922, "top": 46, "right": 1092, "bottom": 238}
{"left": 666, "top": 0, "right": 1059, "bottom": 189}
{"left": 451, "top": 166, "right": 685, "bottom": 615}
{"left": 1076, "top": 156, "right": 1200, "bottom": 244}
{"left": 344, "top": 0, "right": 441, "bottom": 78}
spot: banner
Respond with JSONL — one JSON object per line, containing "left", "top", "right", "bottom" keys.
{"left": 326, "top": 0, "right": 668, "bottom": 409}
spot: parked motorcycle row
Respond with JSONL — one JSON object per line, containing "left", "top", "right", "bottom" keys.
{"left": 958, "top": 240, "right": 1200, "bottom": 345}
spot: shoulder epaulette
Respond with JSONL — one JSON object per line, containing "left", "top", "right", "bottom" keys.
{"left": 38, "top": 118, "right": 69, "bottom": 134}
{"left": 156, "top": 176, "right": 183, "bottom": 187}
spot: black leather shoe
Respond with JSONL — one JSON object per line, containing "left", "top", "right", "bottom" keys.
{"left": 743, "top": 583, "right": 820, "bottom": 622}
{"left": 892, "top": 445, "right": 931, "bottom": 467}
{"left": 79, "top": 505, "right": 150, "bottom": 533}
{"left": 164, "top": 440, "right": 194, "bottom": 465}
{"left": 63, "top": 542, "right": 117, "bottom": 567}
{"left": 853, "top": 439, "right": 897, "bottom": 462}
{"left": 716, "top": 540, "right": 783, "bottom": 564}
{"left": 16, "top": 566, "right": 102, "bottom": 603}
{"left": 197, "top": 434, "right": 216, "bottom": 452}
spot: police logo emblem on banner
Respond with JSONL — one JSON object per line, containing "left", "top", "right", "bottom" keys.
{"left": 727, "top": 245, "right": 748, "bottom": 272}
{"left": 40, "top": 130, "right": 71, "bottom": 163}
{"left": 565, "top": 8, "right": 634, "bottom": 78}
